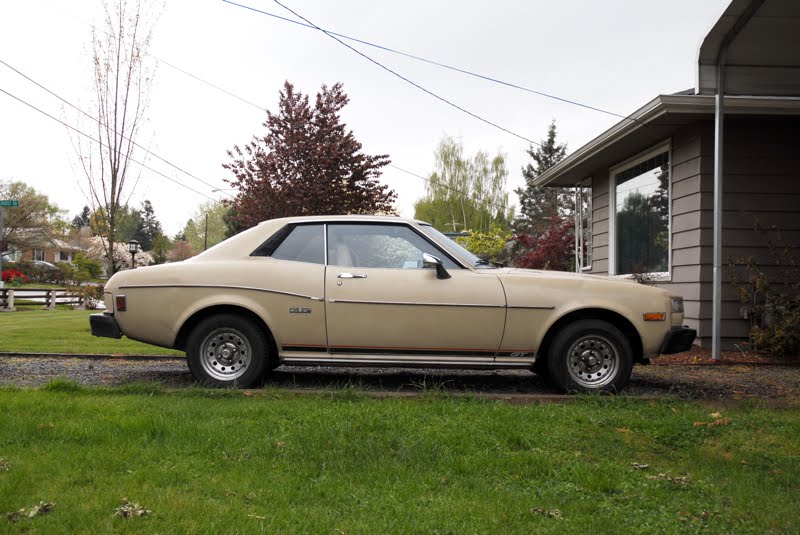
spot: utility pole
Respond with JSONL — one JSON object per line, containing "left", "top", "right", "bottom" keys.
{"left": 204, "top": 213, "right": 209, "bottom": 251}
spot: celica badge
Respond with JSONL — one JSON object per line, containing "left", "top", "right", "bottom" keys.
{"left": 289, "top": 307, "right": 312, "bottom": 314}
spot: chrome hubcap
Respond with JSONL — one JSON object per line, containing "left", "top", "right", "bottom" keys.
{"left": 567, "top": 335, "right": 618, "bottom": 388}
{"left": 200, "top": 328, "right": 251, "bottom": 381}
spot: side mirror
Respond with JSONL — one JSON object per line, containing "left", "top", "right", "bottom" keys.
{"left": 422, "top": 253, "right": 451, "bottom": 280}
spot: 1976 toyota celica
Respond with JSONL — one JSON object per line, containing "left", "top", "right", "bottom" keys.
{"left": 91, "top": 215, "right": 696, "bottom": 392}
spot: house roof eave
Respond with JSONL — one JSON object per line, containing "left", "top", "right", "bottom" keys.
{"left": 535, "top": 94, "right": 800, "bottom": 187}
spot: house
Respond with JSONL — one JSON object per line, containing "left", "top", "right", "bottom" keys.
{"left": 3, "top": 228, "right": 84, "bottom": 264}
{"left": 535, "top": 0, "right": 800, "bottom": 349}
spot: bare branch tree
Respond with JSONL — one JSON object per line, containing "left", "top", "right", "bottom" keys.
{"left": 75, "top": 0, "right": 158, "bottom": 273}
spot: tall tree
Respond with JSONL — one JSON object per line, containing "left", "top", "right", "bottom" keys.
{"left": 74, "top": 0, "right": 158, "bottom": 273}
{"left": 71, "top": 206, "right": 91, "bottom": 229}
{"left": 0, "top": 180, "right": 66, "bottom": 253}
{"left": 224, "top": 81, "right": 396, "bottom": 229}
{"left": 513, "top": 121, "right": 572, "bottom": 236}
{"left": 150, "top": 232, "right": 170, "bottom": 264}
{"left": 133, "top": 199, "right": 162, "bottom": 250}
{"left": 413, "top": 137, "right": 512, "bottom": 233}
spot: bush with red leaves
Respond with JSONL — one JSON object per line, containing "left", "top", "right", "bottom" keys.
{"left": 2, "top": 269, "right": 29, "bottom": 284}
{"left": 514, "top": 215, "right": 574, "bottom": 271}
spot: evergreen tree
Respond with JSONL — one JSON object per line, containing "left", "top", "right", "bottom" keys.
{"left": 72, "top": 206, "right": 91, "bottom": 229}
{"left": 513, "top": 120, "right": 573, "bottom": 236}
{"left": 134, "top": 200, "right": 162, "bottom": 250}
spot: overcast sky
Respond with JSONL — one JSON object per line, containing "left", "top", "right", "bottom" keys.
{"left": 0, "top": 0, "right": 730, "bottom": 237}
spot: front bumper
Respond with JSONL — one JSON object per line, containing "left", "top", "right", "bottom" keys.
{"left": 90, "top": 312, "right": 123, "bottom": 339}
{"left": 660, "top": 326, "right": 697, "bottom": 354}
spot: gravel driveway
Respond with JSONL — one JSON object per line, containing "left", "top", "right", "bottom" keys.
{"left": 1, "top": 355, "right": 798, "bottom": 401}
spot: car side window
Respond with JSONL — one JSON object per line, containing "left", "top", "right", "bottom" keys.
{"left": 327, "top": 224, "right": 460, "bottom": 269}
{"left": 271, "top": 224, "right": 324, "bottom": 264}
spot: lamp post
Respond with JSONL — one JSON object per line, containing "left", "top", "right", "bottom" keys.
{"left": 128, "top": 239, "right": 140, "bottom": 269}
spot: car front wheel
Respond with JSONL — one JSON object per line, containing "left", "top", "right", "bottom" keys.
{"left": 186, "top": 314, "right": 268, "bottom": 388}
{"left": 547, "top": 319, "right": 633, "bottom": 393}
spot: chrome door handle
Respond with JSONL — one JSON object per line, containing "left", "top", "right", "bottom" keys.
{"left": 338, "top": 272, "right": 367, "bottom": 279}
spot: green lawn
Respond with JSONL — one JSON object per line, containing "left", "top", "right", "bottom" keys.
{"left": 0, "top": 385, "right": 797, "bottom": 533}
{"left": 0, "top": 309, "right": 182, "bottom": 356}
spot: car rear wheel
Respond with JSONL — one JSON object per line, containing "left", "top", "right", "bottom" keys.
{"left": 186, "top": 314, "right": 268, "bottom": 388}
{"left": 547, "top": 319, "right": 633, "bottom": 393}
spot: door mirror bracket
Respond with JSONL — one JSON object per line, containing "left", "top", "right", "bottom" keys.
{"left": 422, "top": 253, "right": 451, "bottom": 280}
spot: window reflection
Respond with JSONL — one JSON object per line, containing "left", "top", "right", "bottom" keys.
{"left": 615, "top": 152, "right": 669, "bottom": 274}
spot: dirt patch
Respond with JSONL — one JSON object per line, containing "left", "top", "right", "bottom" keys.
{"left": 654, "top": 344, "right": 799, "bottom": 367}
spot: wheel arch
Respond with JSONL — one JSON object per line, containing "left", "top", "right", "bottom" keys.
{"left": 537, "top": 308, "right": 644, "bottom": 365}
{"left": 174, "top": 304, "right": 278, "bottom": 361}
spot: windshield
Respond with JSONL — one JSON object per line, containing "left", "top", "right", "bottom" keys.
{"left": 419, "top": 224, "right": 497, "bottom": 269}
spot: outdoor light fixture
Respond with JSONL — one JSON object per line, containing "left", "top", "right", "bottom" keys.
{"left": 128, "top": 239, "right": 140, "bottom": 269}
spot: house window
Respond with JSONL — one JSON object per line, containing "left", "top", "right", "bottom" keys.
{"left": 613, "top": 147, "right": 669, "bottom": 275}
{"left": 33, "top": 249, "right": 45, "bottom": 262}
{"left": 575, "top": 179, "right": 592, "bottom": 271}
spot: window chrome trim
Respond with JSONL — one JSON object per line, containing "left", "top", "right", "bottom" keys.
{"left": 118, "top": 284, "right": 324, "bottom": 301}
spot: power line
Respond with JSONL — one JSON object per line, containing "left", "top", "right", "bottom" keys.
{"left": 16, "top": 3, "right": 530, "bottom": 213}
{"left": 222, "top": 0, "right": 636, "bottom": 123}
{"left": 0, "top": 87, "right": 217, "bottom": 202}
{"left": 0, "top": 58, "right": 234, "bottom": 199}
{"left": 270, "top": 0, "right": 538, "bottom": 146}
{"left": 151, "top": 54, "right": 265, "bottom": 112}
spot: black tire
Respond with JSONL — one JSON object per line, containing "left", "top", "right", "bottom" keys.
{"left": 532, "top": 355, "right": 549, "bottom": 378}
{"left": 546, "top": 319, "right": 633, "bottom": 394}
{"left": 186, "top": 313, "right": 269, "bottom": 388}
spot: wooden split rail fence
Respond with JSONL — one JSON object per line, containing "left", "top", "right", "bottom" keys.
{"left": 0, "top": 288, "right": 88, "bottom": 311}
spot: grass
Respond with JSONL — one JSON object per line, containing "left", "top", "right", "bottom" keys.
{"left": 0, "top": 309, "right": 182, "bottom": 356}
{"left": 0, "top": 385, "right": 797, "bottom": 533}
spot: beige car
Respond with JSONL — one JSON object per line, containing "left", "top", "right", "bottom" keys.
{"left": 91, "top": 215, "right": 695, "bottom": 392}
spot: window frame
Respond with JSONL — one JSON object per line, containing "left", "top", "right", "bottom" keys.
{"left": 575, "top": 178, "right": 592, "bottom": 272}
{"left": 608, "top": 140, "right": 672, "bottom": 280}
{"left": 325, "top": 222, "right": 466, "bottom": 270}
{"left": 254, "top": 221, "right": 468, "bottom": 270}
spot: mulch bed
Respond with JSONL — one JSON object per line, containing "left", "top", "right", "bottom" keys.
{"left": 653, "top": 345, "right": 800, "bottom": 367}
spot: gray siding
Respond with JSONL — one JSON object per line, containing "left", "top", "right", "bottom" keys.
{"left": 584, "top": 117, "right": 800, "bottom": 349}
{"left": 655, "top": 126, "right": 708, "bottom": 338}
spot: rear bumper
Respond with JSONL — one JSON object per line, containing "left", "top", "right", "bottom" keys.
{"left": 660, "top": 326, "right": 697, "bottom": 354}
{"left": 90, "top": 312, "right": 123, "bottom": 339}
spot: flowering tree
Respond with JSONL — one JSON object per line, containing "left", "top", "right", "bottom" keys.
{"left": 88, "top": 237, "right": 152, "bottom": 272}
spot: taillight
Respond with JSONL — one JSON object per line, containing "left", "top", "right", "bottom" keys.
{"left": 115, "top": 295, "right": 127, "bottom": 312}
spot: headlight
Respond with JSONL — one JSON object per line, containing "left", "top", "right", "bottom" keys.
{"left": 671, "top": 297, "right": 684, "bottom": 314}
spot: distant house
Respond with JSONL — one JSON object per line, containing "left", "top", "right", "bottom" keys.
{"left": 3, "top": 228, "right": 83, "bottom": 264}
{"left": 535, "top": 0, "right": 800, "bottom": 348}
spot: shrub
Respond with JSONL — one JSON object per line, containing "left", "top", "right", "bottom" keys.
{"left": 455, "top": 224, "right": 512, "bottom": 265}
{"left": 73, "top": 253, "right": 103, "bottom": 280}
{"left": 65, "top": 284, "right": 105, "bottom": 310}
{"left": 513, "top": 215, "right": 574, "bottom": 271}
{"left": 730, "top": 227, "right": 800, "bottom": 356}
{"left": 2, "top": 269, "right": 29, "bottom": 284}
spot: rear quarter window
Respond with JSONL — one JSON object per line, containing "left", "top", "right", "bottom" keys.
{"left": 269, "top": 224, "right": 324, "bottom": 264}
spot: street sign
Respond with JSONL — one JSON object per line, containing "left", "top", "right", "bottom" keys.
{"left": 0, "top": 200, "right": 19, "bottom": 207}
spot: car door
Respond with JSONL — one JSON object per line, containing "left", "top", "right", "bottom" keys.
{"left": 257, "top": 223, "right": 328, "bottom": 359}
{"left": 324, "top": 223, "right": 506, "bottom": 363}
